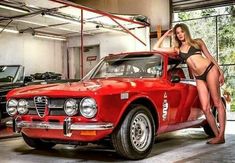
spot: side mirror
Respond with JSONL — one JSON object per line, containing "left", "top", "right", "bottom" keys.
{"left": 171, "top": 75, "right": 180, "bottom": 83}
{"left": 24, "top": 76, "right": 33, "bottom": 83}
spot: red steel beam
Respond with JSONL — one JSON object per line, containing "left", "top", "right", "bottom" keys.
{"left": 49, "top": 0, "right": 148, "bottom": 77}
{"left": 50, "top": 0, "right": 147, "bottom": 46}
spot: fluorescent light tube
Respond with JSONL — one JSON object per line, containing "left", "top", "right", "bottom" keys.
{"left": 0, "top": 27, "right": 19, "bottom": 33}
{"left": 34, "top": 34, "right": 66, "bottom": 41}
{"left": 0, "top": 4, "right": 28, "bottom": 13}
{"left": 44, "top": 15, "right": 80, "bottom": 25}
{"left": 0, "top": 4, "right": 80, "bottom": 25}
{"left": 14, "top": 19, "right": 48, "bottom": 26}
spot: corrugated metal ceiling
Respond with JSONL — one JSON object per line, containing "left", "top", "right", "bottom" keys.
{"left": 0, "top": 0, "right": 149, "bottom": 40}
{"left": 172, "top": 0, "right": 235, "bottom": 12}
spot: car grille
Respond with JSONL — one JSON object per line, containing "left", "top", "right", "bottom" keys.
{"left": 34, "top": 96, "right": 48, "bottom": 117}
{"left": 25, "top": 98, "right": 81, "bottom": 117}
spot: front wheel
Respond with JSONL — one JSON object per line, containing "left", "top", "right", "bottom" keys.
{"left": 22, "top": 133, "right": 56, "bottom": 149}
{"left": 111, "top": 104, "right": 155, "bottom": 160}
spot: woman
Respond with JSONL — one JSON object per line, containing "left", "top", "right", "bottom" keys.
{"left": 153, "top": 23, "right": 226, "bottom": 144}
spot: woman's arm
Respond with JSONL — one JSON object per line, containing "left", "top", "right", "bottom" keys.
{"left": 153, "top": 29, "right": 178, "bottom": 56}
{"left": 198, "top": 39, "right": 224, "bottom": 85}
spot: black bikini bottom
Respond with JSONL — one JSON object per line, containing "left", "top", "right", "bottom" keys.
{"left": 195, "top": 62, "right": 214, "bottom": 81}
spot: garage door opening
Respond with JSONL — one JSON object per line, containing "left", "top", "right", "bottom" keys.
{"left": 68, "top": 45, "right": 100, "bottom": 79}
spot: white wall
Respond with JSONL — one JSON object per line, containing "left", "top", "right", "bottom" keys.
{"left": 0, "top": 32, "right": 65, "bottom": 76}
{"left": 0, "top": 27, "right": 149, "bottom": 79}
{"left": 67, "top": 27, "right": 150, "bottom": 58}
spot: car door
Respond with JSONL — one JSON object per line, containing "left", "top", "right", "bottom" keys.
{"left": 166, "top": 64, "right": 201, "bottom": 124}
{"left": 166, "top": 79, "right": 190, "bottom": 124}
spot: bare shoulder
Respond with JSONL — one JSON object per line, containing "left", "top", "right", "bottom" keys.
{"left": 194, "top": 38, "right": 207, "bottom": 49}
{"left": 194, "top": 38, "right": 204, "bottom": 45}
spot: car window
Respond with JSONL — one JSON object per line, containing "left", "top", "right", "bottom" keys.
{"left": 179, "top": 67, "right": 190, "bottom": 79}
{"left": 177, "top": 63, "right": 191, "bottom": 79}
{"left": 95, "top": 63, "right": 141, "bottom": 78}
{"left": 168, "top": 64, "right": 192, "bottom": 80}
{"left": 16, "top": 67, "right": 24, "bottom": 82}
{"left": 91, "top": 54, "right": 163, "bottom": 79}
{"left": 0, "top": 66, "right": 18, "bottom": 82}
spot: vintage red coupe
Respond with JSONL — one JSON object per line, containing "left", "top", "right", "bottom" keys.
{"left": 6, "top": 51, "right": 219, "bottom": 159}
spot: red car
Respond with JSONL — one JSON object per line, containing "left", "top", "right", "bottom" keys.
{"left": 6, "top": 51, "right": 220, "bottom": 160}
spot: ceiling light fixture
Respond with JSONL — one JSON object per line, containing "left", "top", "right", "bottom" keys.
{"left": 0, "top": 27, "right": 65, "bottom": 41}
{"left": 0, "top": 27, "right": 19, "bottom": 34}
{"left": 14, "top": 19, "right": 48, "bottom": 26}
{"left": 34, "top": 34, "right": 66, "bottom": 41}
{"left": 15, "top": 19, "right": 79, "bottom": 33}
{"left": 0, "top": 4, "right": 28, "bottom": 13}
{"left": 44, "top": 14, "right": 80, "bottom": 25}
{"left": 0, "top": 4, "right": 80, "bottom": 25}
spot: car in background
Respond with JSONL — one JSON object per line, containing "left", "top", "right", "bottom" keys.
{"left": 0, "top": 65, "right": 29, "bottom": 123}
{"left": 0, "top": 65, "right": 78, "bottom": 124}
{"left": 6, "top": 52, "right": 223, "bottom": 160}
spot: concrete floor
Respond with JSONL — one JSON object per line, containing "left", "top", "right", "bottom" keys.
{"left": 0, "top": 121, "right": 234, "bottom": 163}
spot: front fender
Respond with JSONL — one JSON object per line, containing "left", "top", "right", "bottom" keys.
{"left": 113, "top": 93, "right": 159, "bottom": 130}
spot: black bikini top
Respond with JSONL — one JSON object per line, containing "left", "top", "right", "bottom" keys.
{"left": 179, "top": 46, "right": 201, "bottom": 61}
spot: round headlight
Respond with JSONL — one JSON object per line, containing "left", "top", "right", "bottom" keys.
{"left": 6, "top": 99, "right": 18, "bottom": 116}
{"left": 17, "top": 99, "right": 28, "bottom": 115}
{"left": 80, "top": 98, "right": 97, "bottom": 118}
{"left": 64, "top": 99, "right": 78, "bottom": 116}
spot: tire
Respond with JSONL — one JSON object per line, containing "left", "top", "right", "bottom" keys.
{"left": 203, "top": 106, "right": 218, "bottom": 137}
{"left": 203, "top": 123, "right": 215, "bottom": 137}
{"left": 22, "top": 133, "right": 56, "bottom": 149}
{"left": 0, "top": 111, "right": 2, "bottom": 126}
{"left": 111, "top": 104, "right": 155, "bottom": 160}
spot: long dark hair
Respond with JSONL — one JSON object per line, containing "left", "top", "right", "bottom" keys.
{"left": 173, "top": 23, "right": 199, "bottom": 49}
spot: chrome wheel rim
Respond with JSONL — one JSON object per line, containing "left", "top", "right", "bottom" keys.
{"left": 130, "top": 113, "right": 152, "bottom": 152}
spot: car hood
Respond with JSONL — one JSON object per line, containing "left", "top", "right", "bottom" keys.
{"left": 7, "top": 78, "right": 163, "bottom": 98}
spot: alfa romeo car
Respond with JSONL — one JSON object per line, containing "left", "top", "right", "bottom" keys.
{"left": 6, "top": 51, "right": 220, "bottom": 160}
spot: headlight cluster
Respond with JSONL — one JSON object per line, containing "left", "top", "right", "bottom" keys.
{"left": 6, "top": 99, "right": 28, "bottom": 116}
{"left": 7, "top": 97, "right": 98, "bottom": 118}
{"left": 64, "top": 97, "right": 97, "bottom": 118}
{"left": 64, "top": 99, "right": 78, "bottom": 116}
{"left": 80, "top": 98, "right": 97, "bottom": 118}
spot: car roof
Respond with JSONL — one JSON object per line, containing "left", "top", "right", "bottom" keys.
{"left": 105, "top": 51, "right": 182, "bottom": 64}
{"left": 108, "top": 50, "right": 178, "bottom": 57}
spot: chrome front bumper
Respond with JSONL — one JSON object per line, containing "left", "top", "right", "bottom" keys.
{"left": 6, "top": 117, "right": 114, "bottom": 137}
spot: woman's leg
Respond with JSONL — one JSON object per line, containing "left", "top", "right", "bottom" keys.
{"left": 206, "top": 66, "right": 226, "bottom": 143}
{"left": 196, "top": 80, "right": 219, "bottom": 137}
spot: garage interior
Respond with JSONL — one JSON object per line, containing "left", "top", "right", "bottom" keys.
{"left": 0, "top": 0, "right": 151, "bottom": 79}
{"left": 0, "top": 0, "right": 234, "bottom": 162}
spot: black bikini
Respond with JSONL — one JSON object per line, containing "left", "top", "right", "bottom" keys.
{"left": 179, "top": 46, "right": 214, "bottom": 81}
{"left": 179, "top": 46, "right": 201, "bottom": 61}
{"left": 195, "top": 62, "right": 214, "bottom": 81}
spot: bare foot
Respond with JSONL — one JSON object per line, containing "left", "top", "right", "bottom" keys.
{"left": 206, "top": 137, "right": 225, "bottom": 144}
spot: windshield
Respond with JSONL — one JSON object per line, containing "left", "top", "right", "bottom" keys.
{"left": 90, "top": 54, "right": 163, "bottom": 79}
{"left": 0, "top": 66, "right": 19, "bottom": 82}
